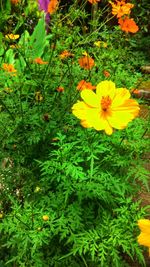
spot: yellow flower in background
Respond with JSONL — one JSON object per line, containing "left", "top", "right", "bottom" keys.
{"left": 35, "top": 91, "right": 43, "bottom": 101}
{"left": 94, "top": 41, "right": 101, "bottom": 47}
{"left": 72, "top": 80, "right": 140, "bottom": 135}
{"left": 5, "top": 34, "right": 20, "bottom": 40}
{"left": 137, "top": 219, "right": 150, "bottom": 256}
{"left": 94, "top": 41, "right": 108, "bottom": 48}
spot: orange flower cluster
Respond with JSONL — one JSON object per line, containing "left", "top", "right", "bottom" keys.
{"left": 48, "top": 0, "right": 59, "bottom": 14}
{"left": 2, "top": 63, "right": 17, "bottom": 76}
{"left": 109, "top": 1, "right": 139, "bottom": 33}
{"left": 77, "top": 80, "right": 96, "bottom": 91}
{"left": 78, "top": 56, "right": 95, "bottom": 70}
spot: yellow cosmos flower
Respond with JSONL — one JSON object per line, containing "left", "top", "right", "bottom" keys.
{"left": 137, "top": 219, "right": 150, "bottom": 256}
{"left": 72, "top": 80, "right": 140, "bottom": 135}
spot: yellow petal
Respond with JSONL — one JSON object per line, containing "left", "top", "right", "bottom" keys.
{"left": 80, "top": 120, "right": 92, "bottom": 128}
{"left": 81, "top": 90, "right": 99, "bottom": 107}
{"left": 89, "top": 111, "right": 113, "bottom": 135}
{"left": 107, "top": 110, "right": 137, "bottom": 129}
{"left": 111, "top": 88, "right": 131, "bottom": 107}
{"left": 138, "top": 219, "right": 150, "bottom": 234}
{"left": 138, "top": 233, "right": 150, "bottom": 247}
{"left": 96, "top": 80, "right": 116, "bottom": 99}
{"left": 72, "top": 101, "right": 90, "bottom": 120}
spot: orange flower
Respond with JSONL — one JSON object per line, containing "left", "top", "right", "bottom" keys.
{"left": 78, "top": 56, "right": 95, "bottom": 70}
{"left": 109, "top": 0, "right": 134, "bottom": 18}
{"left": 59, "top": 50, "right": 74, "bottom": 59}
{"left": 88, "top": 0, "right": 100, "bottom": 4}
{"left": 33, "top": 58, "right": 48, "bottom": 64}
{"left": 2, "top": 63, "right": 17, "bottom": 76}
{"left": 48, "top": 0, "right": 59, "bottom": 14}
{"left": 103, "top": 70, "right": 111, "bottom": 78}
{"left": 56, "top": 86, "right": 64, "bottom": 92}
{"left": 77, "top": 80, "right": 96, "bottom": 91}
{"left": 11, "top": 0, "right": 19, "bottom": 4}
{"left": 118, "top": 17, "right": 139, "bottom": 33}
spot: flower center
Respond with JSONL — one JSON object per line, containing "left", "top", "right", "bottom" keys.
{"left": 101, "top": 96, "right": 112, "bottom": 111}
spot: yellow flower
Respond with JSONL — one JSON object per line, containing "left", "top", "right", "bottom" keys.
{"left": 42, "top": 215, "right": 49, "bottom": 221}
{"left": 5, "top": 33, "right": 20, "bottom": 40}
{"left": 137, "top": 219, "right": 150, "bottom": 256}
{"left": 72, "top": 80, "right": 140, "bottom": 135}
{"left": 35, "top": 91, "right": 43, "bottom": 101}
{"left": 94, "top": 41, "right": 108, "bottom": 48}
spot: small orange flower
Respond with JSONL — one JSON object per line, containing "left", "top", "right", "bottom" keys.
{"left": 56, "top": 86, "right": 64, "bottom": 92}
{"left": 48, "top": 0, "right": 59, "bottom": 14}
{"left": 77, "top": 80, "right": 96, "bottom": 91}
{"left": 103, "top": 70, "right": 111, "bottom": 78}
{"left": 118, "top": 17, "right": 139, "bottom": 33}
{"left": 11, "top": 0, "right": 19, "bottom": 4}
{"left": 88, "top": 0, "right": 100, "bottom": 4}
{"left": 33, "top": 58, "right": 48, "bottom": 64}
{"left": 59, "top": 50, "right": 74, "bottom": 60}
{"left": 78, "top": 56, "right": 95, "bottom": 70}
{"left": 109, "top": 0, "right": 134, "bottom": 18}
{"left": 2, "top": 63, "right": 17, "bottom": 76}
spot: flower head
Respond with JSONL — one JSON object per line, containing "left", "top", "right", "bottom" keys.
{"left": 48, "top": 0, "right": 59, "bottom": 14}
{"left": 38, "top": 0, "right": 50, "bottom": 12}
{"left": 109, "top": 0, "right": 134, "bottom": 18}
{"left": 2, "top": 63, "right": 17, "bottom": 76}
{"left": 72, "top": 80, "right": 140, "bottom": 135}
{"left": 78, "top": 56, "right": 95, "bottom": 70}
{"left": 137, "top": 219, "right": 150, "bottom": 256}
{"left": 77, "top": 80, "right": 96, "bottom": 91}
{"left": 118, "top": 17, "right": 139, "bottom": 33}
{"left": 5, "top": 34, "right": 20, "bottom": 40}
{"left": 33, "top": 58, "right": 48, "bottom": 64}
{"left": 59, "top": 50, "right": 74, "bottom": 60}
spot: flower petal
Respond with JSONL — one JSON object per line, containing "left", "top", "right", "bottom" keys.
{"left": 96, "top": 80, "right": 116, "bottom": 99}
{"left": 81, "top": 89, "right": 99, "bottom": 107}
{"left": 112, "top": 88, "right": 131, "bottom": 107}
{"left": 138, "top": 233, "right": 150, "bottom": 247}
{"left": 72, "top": 101, "right": 89, "bottom": 120}
{"left": 138, "top": 219, "right": 150, "bottom": 234}
{"left": 107, "top": 108, "right": 138, "bottom": 129}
